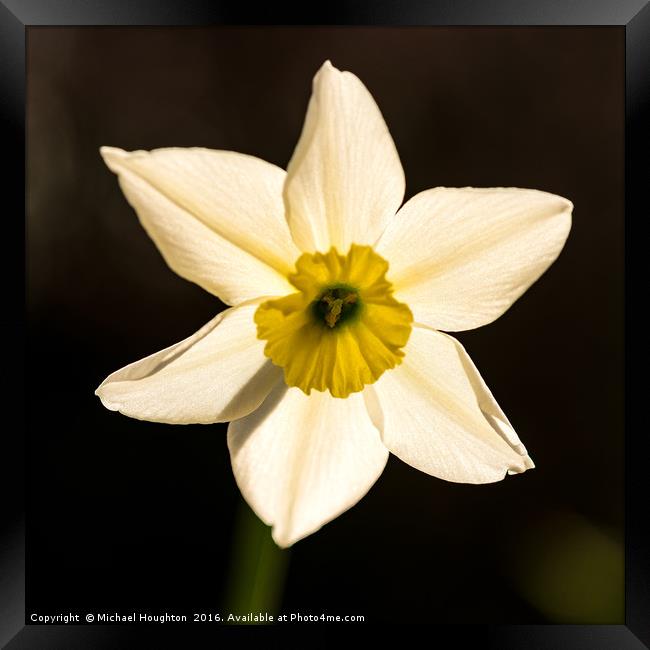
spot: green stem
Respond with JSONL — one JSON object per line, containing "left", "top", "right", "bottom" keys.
{"left": 223, "top": 498, "right": 290, "bottom": 623}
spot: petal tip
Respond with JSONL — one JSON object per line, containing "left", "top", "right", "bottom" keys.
{"left": 95, "top": 382, "right": 123, "bottom": 413}
{"left": 507, "top": 455, "right": 535, "bottom": 476}
{"left": 99, "top": 146, "right": 129, "bottom": 171}
{"left": 561, "top": 196, "right": 574, "bottom": 213}
{"left": 315, "top": 59, "right": 342, "bottom": 82}
{"left": 271, "top": 529, "right": 294, "bottom": 549}
{"left": 95, "top": 390, "right": 120, "bottom": 413}
{"left": 271, "top": 522, "right": 322, "bottom": 549}
{"left": 99, "top": 145, "right": 125, "bottom": 157}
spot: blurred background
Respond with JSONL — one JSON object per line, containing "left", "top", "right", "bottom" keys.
{"left": 26, "top": 27, "right": 624, "bottom": 623}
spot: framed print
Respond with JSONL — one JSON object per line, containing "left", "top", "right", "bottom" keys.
{"left": 2, "top": 1, "right": 647, "bottom": 647}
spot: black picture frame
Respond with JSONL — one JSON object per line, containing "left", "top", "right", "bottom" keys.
{"left": 2, "top": 1, "right": 646, "bottom": 647}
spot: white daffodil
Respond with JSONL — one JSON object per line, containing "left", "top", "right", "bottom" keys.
{"left": 96, "top": 61, "right": 572, "bottom": 548}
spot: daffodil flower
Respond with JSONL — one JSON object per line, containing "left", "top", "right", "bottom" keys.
{"left": 96, "top": 61, "right": 572, "bottom": 547}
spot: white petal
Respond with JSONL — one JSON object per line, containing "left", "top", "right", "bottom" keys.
{"left": 369, "top": 325, "right": 533, "bottom": 484}
{"left": 377, "top": 187, "right": 572, "bottom": 331}
{"left": 284, "top": 61, "right": 405, "bottom": 253}
{"left": 101, "top": 146, "right": 299, "bottom": 305}
{"left": 96, "top": 303, "right": 281, "bottom": 424}
{"left": 228, "top": 386, "right": 388, "bottom": 547}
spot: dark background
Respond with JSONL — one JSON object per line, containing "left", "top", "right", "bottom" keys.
{"left": 26, "top": 27, "right": 624, "bottom": 623}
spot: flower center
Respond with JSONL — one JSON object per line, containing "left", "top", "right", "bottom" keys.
{"left": 314, "top": 285, "right": 360, "bottom": 328}
{"left": 255, "top": 245, "right": 413, "bottom": 398}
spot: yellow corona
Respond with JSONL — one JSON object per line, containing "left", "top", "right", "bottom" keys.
{"left": 255, "top": 245, "right": 413, "bottom": 398}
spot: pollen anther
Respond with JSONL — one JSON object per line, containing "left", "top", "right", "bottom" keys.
{"left": 316, "top": 286, "right": 360, "bottom": 328}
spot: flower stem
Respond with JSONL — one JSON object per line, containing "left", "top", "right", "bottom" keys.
{"left": 223, "top": 498, "right": 290, "bottom": 623}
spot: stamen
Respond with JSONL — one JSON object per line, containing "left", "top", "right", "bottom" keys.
{"left": 317, "top": 287, "right": 359, "bottom": 328}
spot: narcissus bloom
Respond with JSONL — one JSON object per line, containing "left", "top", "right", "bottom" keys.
{"left": 96, "top": 61, "right": 572, "bottom": 547}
